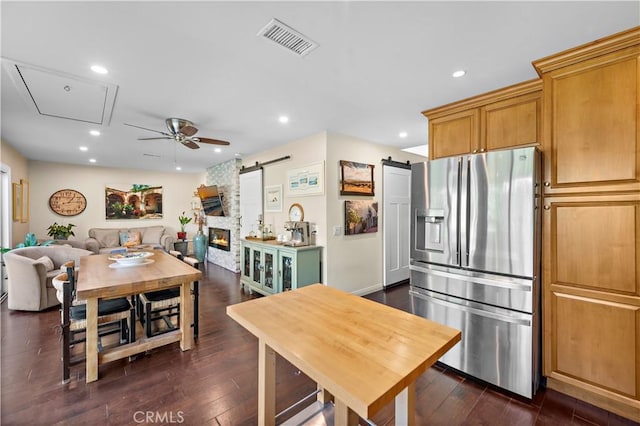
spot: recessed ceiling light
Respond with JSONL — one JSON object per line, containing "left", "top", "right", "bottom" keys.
{"left": 89, "top": 158, "right": 97, "bottom": 163}
{"left": 234, "top": 153, "right": 241, "bottom": 157}
{"left": 214, "top": 148, "right": 222, "bottom": 153}
{"left": 175, "top": 166, "right": 182, "bottom": 171}
{"left": 278, "top": 115, "right": 289, "bottom": 124}
{"left": 399, "top": 132, "right": 408, "bottom": 138}
{"left": 452, "top": 70, "right": 466, "bottom": 78}
{"left": 91, "top": 65, "right": 108, "bottom": 74}
{"left": 89, "top": 130, "right": 100, "bottom": 136}
{"left": 79, "top": 146, "right": 88, "bottom": 151}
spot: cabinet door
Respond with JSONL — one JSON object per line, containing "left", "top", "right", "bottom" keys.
{"left": 429, "top": 109, "right": 479, "bottom": 159}
{"left": 262, "top": 248, "right": 278, "bottom": 294}
{"left": 279, "top": 251, "right": 296, "bottom": 292}
{"left": 482, "top": 91, "right": 541, "bottom": 151}
{"left": 241, "top": 244, "right": 251, "bottom": 281}
{"left": 541, "top": 50, "right": 640, "bottom": 194}
{"left": 542, "top": 194, "right": 640, "bottom": 417}
{"left": 251, "top": 247, "right": 262, "bottom": 286}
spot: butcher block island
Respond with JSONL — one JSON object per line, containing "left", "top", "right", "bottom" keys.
{"left": 227, "top": 284, "right": 461, "bottom": 425}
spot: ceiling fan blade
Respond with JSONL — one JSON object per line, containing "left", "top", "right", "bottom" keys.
{"left": 193, "top": 137, "right": 231, "bottom": 146}
{"left": 181, "top": 140, "right": 200, "bottom": 149}
{"left": 138, "top": 137, "right": 173, "bottom": 141}
{"left": 124, "top": 122, "right": 172, "bottom": 137}
{"left": 179, "top": 125, "right": 198, "bottom": 137}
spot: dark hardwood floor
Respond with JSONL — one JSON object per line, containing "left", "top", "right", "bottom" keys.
{"left": 1, "top": 263, "right": 637, "bottom": 425}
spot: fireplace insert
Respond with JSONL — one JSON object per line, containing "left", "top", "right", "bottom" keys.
{"left": 209, "top": 227, "right": 230, "bottom": 251}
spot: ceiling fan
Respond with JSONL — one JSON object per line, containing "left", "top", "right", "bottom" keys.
{"left": 124, "top": 118, "right": 230, "bottom": 149}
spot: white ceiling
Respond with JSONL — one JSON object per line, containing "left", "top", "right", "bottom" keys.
{"left": 2, "top": 1, "right": 638, "bottom": 173}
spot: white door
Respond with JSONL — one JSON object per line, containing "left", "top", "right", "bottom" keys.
{"left": 239, "top": 169, "right": 263, "bottom": 240}
{"left": 383, "top": 164, "right": 411, "bottom": 287}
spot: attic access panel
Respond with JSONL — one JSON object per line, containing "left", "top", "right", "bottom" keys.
{"left": 6, "top": 60, "right": 118, "bottom": 125}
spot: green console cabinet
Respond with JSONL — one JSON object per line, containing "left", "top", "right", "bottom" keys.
{"left": 240, "top": 239, "right": 321, "bottom": 296}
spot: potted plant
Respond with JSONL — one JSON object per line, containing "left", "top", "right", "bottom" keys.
{"left": 46, "top": 222, "right": 76, "bottom": 240}
{"left": 177, "top": 212, "right": 192, "bottom": 240}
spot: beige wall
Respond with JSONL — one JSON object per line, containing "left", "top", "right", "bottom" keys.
{"left": 242, "top": 131, "right": 425, "bottom": 294}
{"left": 1, "top": 141, "right": 30, "bottom": 247}
{"left": 28, "top": 161, "right": 204, "bottom": 243}
{"left": 326, "top": 133, "right": 424, "bottom": 294}
{"left": 242, "top": 131, "right": 328, "bottom": 244}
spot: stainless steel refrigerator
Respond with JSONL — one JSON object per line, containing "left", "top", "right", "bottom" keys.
{"left": 409, "top": 146, "right": 542, "bottom": 398}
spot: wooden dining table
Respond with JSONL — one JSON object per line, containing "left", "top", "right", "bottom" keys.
{"left": 76, "top": 250, "right": 201, "bottom": 383}
{"left": 227, "top": 284, "right": 461, "bottom": 426}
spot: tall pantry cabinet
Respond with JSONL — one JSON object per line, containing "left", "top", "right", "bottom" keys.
{"left": 533, "top": 27, "right": 640, "bottom": 422}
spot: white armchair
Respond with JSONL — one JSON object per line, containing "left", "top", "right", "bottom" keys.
{"left": 4, "top": 246, "right": 93, "bottom": 311}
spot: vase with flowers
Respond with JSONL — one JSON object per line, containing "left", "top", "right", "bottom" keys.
{"left": 177, "top": 212, "right": 192, "bottom": 240}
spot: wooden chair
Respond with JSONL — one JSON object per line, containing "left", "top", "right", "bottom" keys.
{"left": 137, "top": 256, "right": 200, "bottom": 339}
{"left": 54, "top": 264, "right": 134, "bottom": 384}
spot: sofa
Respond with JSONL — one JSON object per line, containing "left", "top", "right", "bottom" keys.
{"left": 85, "top": 226, "right": 174, "bottom": 254}
{"left": 4, "top": 246, "right": 94, "bottom": 311}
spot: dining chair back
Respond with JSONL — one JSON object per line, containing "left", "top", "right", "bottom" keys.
{"left": 55, "top": 265, "right": 134, "bottom": 384}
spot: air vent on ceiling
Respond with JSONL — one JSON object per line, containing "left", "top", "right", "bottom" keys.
{"left": 257, "top": 18, "right": 318, "bottom": 57}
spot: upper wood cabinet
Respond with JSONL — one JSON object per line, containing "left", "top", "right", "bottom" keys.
{"left": 422, "top": 79, "right": 541, "bottom": 160}
{"left": 533, "top": 27, "right": 640, "bottom": 195}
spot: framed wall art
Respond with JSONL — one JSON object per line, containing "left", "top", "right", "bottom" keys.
{"left": 12, "top": 181, "right": 22, "bottom": 222}
{"left": 20, "top": 179, "right": 30, "bottom": 223}
{"left": 344, "top": 200, "right": 378, "bottom": 235}
{"left": 105, "top": 183, "right": 163, "bottom": 220}
{"left": 286, "top": 161, "right": 324, "bottom": 196}
{"left": 340, "top": 161, "right": 374, "bottom": 196}
{"left": 264, "top": 184, "right": 283, "bottom": 212}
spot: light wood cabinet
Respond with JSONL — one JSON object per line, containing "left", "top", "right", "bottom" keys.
{"left": 536, "top": 26, "right": 640, "bottom": 423}
{"left": 542, "top": 194, "right": 640, "bottom": 421}
{"left": 423, "top": 79, "right": 541, "bottom": 159}
{"left": 533, "top": 28, "right": 640, "bottom": 195}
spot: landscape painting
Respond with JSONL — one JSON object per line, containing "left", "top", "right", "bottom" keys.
{"left": 344, "top": 200, "right": 378, "bottom": 235}
{"left": 105, "top": 184, "right": 163, "bottom": 220}
{"left": 340, "top": 161, "right": 374, "bottom": 196}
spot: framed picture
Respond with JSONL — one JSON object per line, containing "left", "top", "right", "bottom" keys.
{"left": 286, "top": 161, "right": 324, "bottom": 196}
{"left": 344, "top": 200, "right": 378, "bottom": 235}
{"left": 264, "top": 184, "right": 283, "bottom": 212}
{"left": 20, "top": 179, "right": 30, "bottom": 223}
{"left": 340, "top": 161, "right": 374, "bottom": 196}
{"left": 12, "top": 181, "right": 22, "bottom": 222}
{"left": 105, "top": 183, "right": 163, "bottom": 220}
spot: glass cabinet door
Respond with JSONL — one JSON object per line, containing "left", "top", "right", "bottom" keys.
{"left": 280, "top": 252, "right": 294, "bottom": 291}
{"left": 263, "top": 249, "right": 276, "bottom": 293}
{"left": 243, "top": 246, "right": 251, "bottom": 279}
{"left": 252, "top": 248, "right": 262, "bottom": 285}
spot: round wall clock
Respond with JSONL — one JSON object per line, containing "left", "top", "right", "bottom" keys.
{"left": 49, "top": 189, "right": 87, "bottom": 216}
{"left": 288, "top": 203, "right": 304, "bottom": 221}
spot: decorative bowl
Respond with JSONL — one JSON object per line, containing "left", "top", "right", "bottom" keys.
{"left": 108, "top": 251, "right": 153, "bottom": 265}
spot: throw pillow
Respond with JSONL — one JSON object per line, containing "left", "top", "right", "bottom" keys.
{"left": 34, "top": 256, "right": 55, "bottom": 272}
{"left": 120, "top": 231, "right": 141, "bottom": 248}
{"left": 135, "top": 226, "right": 164, "bottom": 244}
{"left": 92, "top": 229, "right": 120, "bottom": 248}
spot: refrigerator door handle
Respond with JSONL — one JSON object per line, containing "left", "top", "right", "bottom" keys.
{"left": 459, "top": 156, "right": 470, "bottom": 267}
{"left": 409, "top": 263, "right": 532, "bottom": 292}
{"left": 409, "top": 290, "right": 531, "bottom": 326}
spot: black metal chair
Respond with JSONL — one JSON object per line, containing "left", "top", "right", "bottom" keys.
{"left": 136, "top": 256, "right": 200, "bottom": 339}
{"left": 54, "top": 263, "right": 134, "bottom": 384}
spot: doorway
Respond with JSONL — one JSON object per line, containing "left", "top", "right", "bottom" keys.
{"left": 1, "top": 165, "right": 11, "bottom": 301}
{"left": 382, "top": 161, "right": 411, "bottom": 288}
